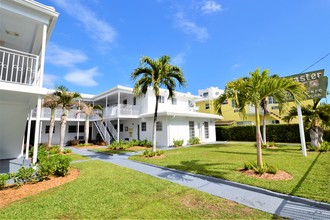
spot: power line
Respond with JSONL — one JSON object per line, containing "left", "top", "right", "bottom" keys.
{"left": 300, "top": 52, "right": 330, "bottom": 74}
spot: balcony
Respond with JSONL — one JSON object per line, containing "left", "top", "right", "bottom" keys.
{"left": 0, "top": 46, "right": 39, "bottom": 86}
{"left": 103, "top": 105, "right": 139, "bottom": 118}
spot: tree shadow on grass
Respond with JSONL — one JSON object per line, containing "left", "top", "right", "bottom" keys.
{"left": 211, "top": 150, "right": 271, "bottom": 156}
{"left": 165, "top": 160, "right": 234, "bottom": 179}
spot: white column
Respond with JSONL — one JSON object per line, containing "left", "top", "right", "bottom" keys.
{"left": 19, "top": 135, "right": 25, "bottom": 158}
{"left": 26, "top": 109, "right": 33, "bottom": 159}
{"left": 117, "top": 118, "right": 120, "bottom": 141}
{"left": 38, "top": 24, "right": 47, "bottom": 87}
{"left": 77, "top": 121, "right": 80, "bottom": 140}
{"left": 33, "top": 97, "right": 42, "bottom": 164}
{"left": 297, "top": 104, "right": 307, "bottom": 157}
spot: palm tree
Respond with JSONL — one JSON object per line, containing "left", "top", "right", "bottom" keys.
{"left": 53, "top": 86, "right": 81, "bottom": 151}
{"left": 76, "top": 102, "right": 103, "bottom": 144}
{"left": 42, "top": 93, "right": 60, "bottom": 147}
{"left": 131, "top": 55, "right": 186, "bottom": 152}
{"left": 283, "top": 99, "right": 330, "bottom": 147}
{"left": 215, "top": 69, "right": 306, "bottom": 167}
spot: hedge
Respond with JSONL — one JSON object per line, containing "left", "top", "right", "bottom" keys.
{"left": 216, "top": 124, "right": 330, "bottom": 143}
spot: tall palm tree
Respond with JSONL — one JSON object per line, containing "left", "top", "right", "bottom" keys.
{"left": 215, "top": 69, "right": 306, "bottom": 167}
{"left": 76, "top": 102, "right": 103, "bottom": 144}
{"left": 53, "top": 86, "right": 81, "bottom": 151}
{"left": 131, "top": 55, "right": 186, "bottom": 152}
{"left": 42, "top": 93, "right": 60, "bottom": 147}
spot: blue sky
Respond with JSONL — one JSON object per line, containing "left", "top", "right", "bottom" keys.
{"left": 40, "top": 0, "right": 330, "bottom": 101}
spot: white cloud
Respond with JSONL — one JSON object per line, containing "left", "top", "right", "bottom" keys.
{"left": 172, "top": 52, "right": 185, "bottom": 66}
{"left": 64, "top": 67, "right": 101, "bottom": 87}
{"left": 201, "top": 1, "right": 222, "bottom": 14}
{"left": 51, "top": 0, "right": 116, "bottom": 49}
{"left": 43, "top": 74, "right": 58, "bottom": 89}
{"left": 175, "top": 12, "right": 209, "bottom": 41}
{"left": 46, "top": 44, "right": 87, "bottom": 67}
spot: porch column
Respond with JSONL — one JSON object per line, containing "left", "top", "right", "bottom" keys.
{"left": 77, "top": 121, "right": 80, "bottom": 140}
{"left": 33, "top": 96, "right": 42, "bottom": 164}
{"left": 39, "top": 24, "right": 47, "bottom": 87}
{"left": 25, "top": 109, "right": 33, "bottom": 159}
{"left": 117, "top": 118, "right": 120, "bottom": 141}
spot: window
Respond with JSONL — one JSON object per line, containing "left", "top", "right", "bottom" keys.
{"left": 204, "top": 122, "right": 209, "bottom": 139}
{"left": 189, "top": 121, "right": 195, "bottom": 138}
{"left": 120, "top": 124, "right": 124, "bottom": 132}
{"left": 268, "top": 96, "right": 278, "bottom": 104}
{"left": 45, "top": 125, "right": 55, "bottom": 134}
{"left": 158, "top": 96, "right": 165, "bottom": 103}
{"left": 123, "top": 99, "right": 127, "bottom": 105}
{"left": 68, "top": 125, "right": 77, "bottom": 133}
{"left": 203, "top": 92, "right": 209, "bottom": 98}
{"left": 272, "top": 120, "right": 280, "bottom": 124}
{"left": 171, "top": 98, "right": 177, "bottom": 105}
{"left": 141, "top": 122, "right": 147, "bottom": 131}
{"left": 205, "top": 103, "right": 210, "bottom": 109}
{"left": 156, "top": 121, "right": 162, "bottom": 131}
{"left": 114, "top": 124, "right": 117, "bottom": 130}
{"left": 79, "top": 125, "right": 84, "bottom": 133}
{"left": 271, "top": 106, "right": 279, "bottom": 110}
{"left": 133, "top": 97, "right": 136, "bottom": 105}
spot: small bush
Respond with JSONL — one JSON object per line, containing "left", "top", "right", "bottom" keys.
{"left": 54, "top": 155, "right": 72, "bottom": 176}
{"left": 0, "top": 174, "right": 9, "bottom": 189}
{"left": 243, "top": 161, "right": 278, "bottom": 175}
{"left": 37, "top": 154, "right": 72, "bottom": 179}
{"left": 188, "top": 137, "right": 200, "bottom": 145}
{"left": 142, "top": 150, "right": 164, "bottom": 157}
{"left": 173, "top": 139, "right": 184, "bottom": 147}
{"left": 63, "top": 149, "right": 72, "bottom": 154}
{"left": 77, "top": 143, "right": 94, "bottom": 147}
{"left": 66, "top": 139, "right": 80, "bottom": 146}
{"left": 13, "top": 167, "right": 36, "bottom": 185}
{"left": 320, "top": 141, "right": 330, "bottom": 152}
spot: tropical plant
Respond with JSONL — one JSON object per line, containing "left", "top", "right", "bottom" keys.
{"left": 53, "top": 86, "right": 81, "bottom": 151}
{"left": 283, "top": 99, "right": 330, "bottom": 128}
{"left": 76, "top": 102, "right": 103, "bottom": 144}
{"left": 42, "top": 93, "right": 60, "bottom": 147}
{"left": 215, "top": 68, "right": 306, "bottom": 167}
{"left": 131, "top": 55, "right": 186, "bottom": 152}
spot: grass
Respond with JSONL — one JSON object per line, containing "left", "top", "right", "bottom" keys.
{"left": 130, "top": 142, "right": 330, "bottom": 203}
{"left": 67, "top": 153, "right": 90, "bottom": 161}
{"left": 92, "top": 147, "right": 147, "bottom": 155}
{"left": 0, "top": 160, "right": 273, "bottom": 219}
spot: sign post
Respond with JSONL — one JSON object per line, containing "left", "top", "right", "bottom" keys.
{"left": 287, "top": 69, "right": 328, "bottom": 157}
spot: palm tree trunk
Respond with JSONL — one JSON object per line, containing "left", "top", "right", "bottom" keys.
{"left": 152, "top": 96, "right": 159, "bottom": 152}
{"left": 85, "top": 116, "right": 89, "bottom": 144}
{"left": 255, "top": 106, "right": 263, "bottom": 167}
{"left": 60, "top": 113, "right": 67, "bottom": 151}
{"left": 262, "top": 114, "right": 266, "bottom": 144}
{"left": 48, "top": 109, "right": 55, "bottom": 147}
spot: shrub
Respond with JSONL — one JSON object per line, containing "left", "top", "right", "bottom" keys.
{"left": 63, "top": 149, "right": 72, "bottom": 154}
{"left": 173, "top": 139, "right": 184, "bottom": 147}
{"left": 142, "top": 150, "right": 164, "bottom": 157}
{"left": 188, "top": 137, "right": 200, "bottom": 145}
{"left": 319, "top": 141, "right": 330, "bottom": 152}
{"left": 243, "top": 161, "right": 278, "bottom": 175}
{"left": 13, "top": 167, "right": 36, "bottom": 185}
{"left": 37, "top": 154, "right": 72, "bottom": 179}
{"left": 216, "top": 125, "right": 330, "bottom": 143}
{"left": 54, "top": 155, "right": 72, "bottom": 176}
{"left": 66, "top": 139, "right": 80, "bottom": 146}
{"left": 0, "top": 174, "right": 9, "bottom": 190}
{"left": 108, "top": 140, "right": 130, "bottom": 150}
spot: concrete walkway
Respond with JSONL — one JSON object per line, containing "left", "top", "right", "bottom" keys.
{"left": 70, "top": 147, "right": 330, "bottom": 220}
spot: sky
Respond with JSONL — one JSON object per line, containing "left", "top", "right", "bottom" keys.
{"left": 40, "top": 0, "right": 330, "bottom": 101}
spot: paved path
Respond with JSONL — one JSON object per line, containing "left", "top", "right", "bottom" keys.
{"left": 70, "top": 147, "right": 330, "bottom": 220}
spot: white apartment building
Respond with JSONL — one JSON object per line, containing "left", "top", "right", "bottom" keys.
{"left": 0, "top": 0, "right": 58, "bottom": 167}
{"left": 34, "top": 86, "right": 222, "bottom": 147}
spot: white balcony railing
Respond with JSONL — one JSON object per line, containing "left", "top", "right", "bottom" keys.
{"left": 0, "top": 46, "right": 39, "bottom": 86}
{"left": 103, "top": 105, "right": 139, "bottom": 118}
{"left": 32, "top": 108, "right": 87, "bottom": 120}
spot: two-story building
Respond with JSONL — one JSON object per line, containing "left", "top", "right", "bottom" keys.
{"left": 33, "top": 86, "right": 222, "bottom": 148}
{"left": 0, "top": 0, "right": 58, "bottom": 170}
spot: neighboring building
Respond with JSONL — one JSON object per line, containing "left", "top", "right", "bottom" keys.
{"left": 31, "top": 86, "right": 222, "bottom": 147}
{"left": 0, "top": 0, "right": 58, "bottom": 164}
{"left": 196, "top": 87, "right": 310, "bottom": 126}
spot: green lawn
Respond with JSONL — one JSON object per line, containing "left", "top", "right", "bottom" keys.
{"left": 130, "top": 143, "right": 330, "bottom": 203}
{"left": 92, "top": 147, "right": 146, "bottom": 155}
{"left": 67, "top": 153, "right": 90, "bottom": 161}
{"left": 0, "top": 160, "right": 273, "bottom": 219}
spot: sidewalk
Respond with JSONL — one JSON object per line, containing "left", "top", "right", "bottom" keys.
{"left": 70, "top": 147, "right": 330, "bottom": 220}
